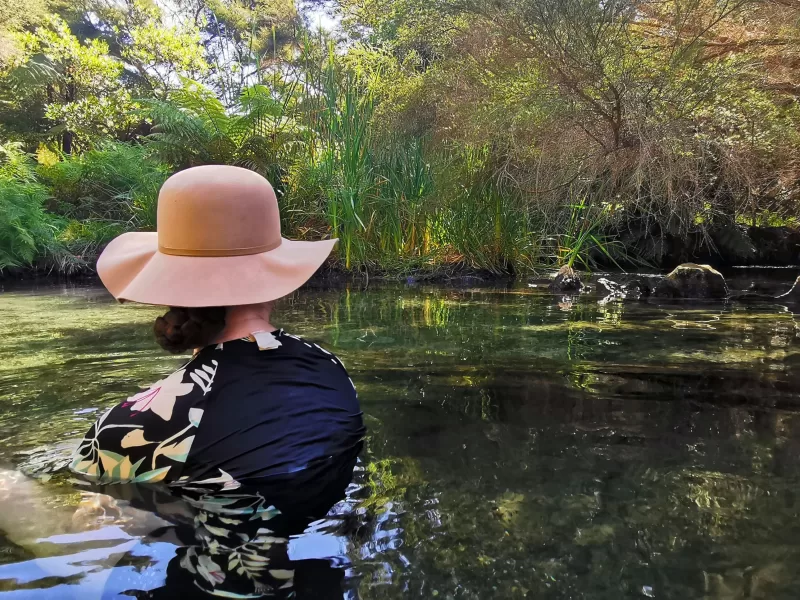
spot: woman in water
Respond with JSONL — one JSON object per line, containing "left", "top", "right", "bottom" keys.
{"left": 69, "top": 165, "right": 365, "bottom": 597}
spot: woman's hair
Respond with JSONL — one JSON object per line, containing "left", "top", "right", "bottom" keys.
{"left": 154, "top": 307, "right": 226, "bottom": 354}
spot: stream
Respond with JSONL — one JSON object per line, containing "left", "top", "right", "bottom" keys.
{"left": 1, "top": 273, "right": 800, "bottom": 598}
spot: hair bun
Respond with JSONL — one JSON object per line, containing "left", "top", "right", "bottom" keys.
{"left": 154, "top": 307, "right": 226, "bottom": 354}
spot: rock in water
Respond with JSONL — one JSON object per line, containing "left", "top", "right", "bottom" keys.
{"left": 623, "top": 277, "right": 652, "bottom": 300}
{"left": 550, "top": 265, "right": 583, "bottom": 293}
{"left": 776, "top": 276, "right": 800, "bottom": 302}
{"left": 652, "top": 263, "right": 728, "bottom": 299}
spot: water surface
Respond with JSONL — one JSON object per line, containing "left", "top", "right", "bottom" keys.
{"left": 1, "top": 276, "right": 800, "bottom": 598}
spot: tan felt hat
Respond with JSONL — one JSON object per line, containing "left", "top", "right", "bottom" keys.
{"left": 97, "top": 165, "right": 336, "bottom": 307}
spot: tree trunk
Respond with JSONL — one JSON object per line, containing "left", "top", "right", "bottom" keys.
{"left": 62, "top": 131, "right": 73, "bottom": 154}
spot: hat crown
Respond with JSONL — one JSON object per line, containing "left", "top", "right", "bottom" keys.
{"left": 157, "top": 165, "right": 281, "bottom": 257}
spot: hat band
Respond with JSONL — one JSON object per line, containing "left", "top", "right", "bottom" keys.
{"left": 159, "top": 240, "right": 281, "bottom": 257}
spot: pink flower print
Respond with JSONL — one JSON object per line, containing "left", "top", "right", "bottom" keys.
{"left": 127, "top": 369, "right": 195, "bottom": 421}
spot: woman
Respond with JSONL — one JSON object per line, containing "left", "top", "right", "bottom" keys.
{"left": 71, "top": 164, "right": 364, "bottom": 487}
{"left": 67, "top": 165, "right": 364, "bottom": 596}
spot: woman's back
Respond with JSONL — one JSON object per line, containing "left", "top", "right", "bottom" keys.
{"left": 185, "top": 332, "right": 364, "bottom": 482}
{"left": 71, "top": 331, "right": 365, "bottom": 487}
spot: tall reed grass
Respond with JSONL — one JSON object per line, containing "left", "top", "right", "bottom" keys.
{"left": 286, "top": 48, "right": 556, "bottom": 274}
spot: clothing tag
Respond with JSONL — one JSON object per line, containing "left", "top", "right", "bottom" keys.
{"left": 253, "top": 330, "right": 282, "bottom": 350}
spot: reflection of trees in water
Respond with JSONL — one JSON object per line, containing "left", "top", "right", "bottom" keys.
{"left": 7, "top": 285, "right": 800, "bottom": 597}
{"left": 289, "top": 288, "right": 800, "bottom": 401}
{"left": 347, "top": 364, "right": 800, "bottom": 599}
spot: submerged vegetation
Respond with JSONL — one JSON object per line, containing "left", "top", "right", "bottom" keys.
{"left": 1, "top": 0, "right": 800, "bottom": 275}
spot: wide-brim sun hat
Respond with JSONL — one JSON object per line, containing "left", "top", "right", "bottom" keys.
{"left": 97, "top": 165, "right": 337, "bottom": 307}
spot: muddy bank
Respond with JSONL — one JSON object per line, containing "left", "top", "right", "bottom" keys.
{"left": 610, "top": 224, "right": 800, "bottom": 270}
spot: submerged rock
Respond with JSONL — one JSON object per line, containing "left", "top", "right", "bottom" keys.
{"left": 598, "top": 276, "right": 653, "bottom": 302}
{"left": 730, "top": 281, "right": 785, "bottom": 303}
{"left": 652, "top": 263, "right": 728, "bottom": 299}
{"left": 550, "top": 265, "right": 583, "bottom": 293}
{"left": 598, "top": 277, "right": 624, "bottom": 295}
{"left": 748, "top": 226, "right": 800, "bottom": 266}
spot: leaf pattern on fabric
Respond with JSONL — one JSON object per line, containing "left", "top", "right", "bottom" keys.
{"left": 69, "top": 360, "right": 216, "bottom": 484}
{"left": 190, "top": 360, "right": 218, "bottom": 395}
{"left": 120, "top": 429, "right": 156, "bottom": 448}
{"left": 192, "top": 468, "right": 242, "bottom": 491}
{"left": 197, "top": 555, "right": 225, "bottom": 586}
{"left": 188, "top": 407, "right": 204, "bottom": 427}
{"left": 169, "top": 483, "right": 298, "bottom": 598}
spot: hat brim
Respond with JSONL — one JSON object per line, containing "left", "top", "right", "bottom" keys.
{"left": 97, "top": 232, "right": 337, "bottom": 307}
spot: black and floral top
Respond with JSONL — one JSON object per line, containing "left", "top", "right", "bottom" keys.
{"left": 70, "top": 330, "right": 364, "bottom": 598}
{"left": 70, "top": 330, "right": 365, "bottom": 488}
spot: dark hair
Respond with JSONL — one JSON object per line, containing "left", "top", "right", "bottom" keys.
{"left": 154, "top": 307, "right": 226, "bottom": 354}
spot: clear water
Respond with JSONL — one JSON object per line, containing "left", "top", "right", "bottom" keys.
{"left": 1, "top": 275, "right": 800, "bottom": 598}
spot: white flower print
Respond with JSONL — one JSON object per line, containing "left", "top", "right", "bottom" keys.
{"left": 127, "top": 369, "right": 195, "bottom": 421}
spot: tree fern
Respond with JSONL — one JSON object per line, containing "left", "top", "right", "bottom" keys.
{"left": 144, "top": 79, "right": 303, "bottom": 188}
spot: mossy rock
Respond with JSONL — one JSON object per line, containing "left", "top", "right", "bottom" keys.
{"left": 652, "top": 263, "right": 728, "bottom": 299}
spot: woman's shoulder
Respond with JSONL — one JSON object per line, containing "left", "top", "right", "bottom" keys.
{"left": 69, "top": 355, "right": 221, "bottom": 485}
{"left": 278, "top": 330, "right": 344, "bottom": 359}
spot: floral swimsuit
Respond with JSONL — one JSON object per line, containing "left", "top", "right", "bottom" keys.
{"left": 71, "top": 330, "right": 364, "bottom": 486}
{"left": 70, "top": 330, "right": 365, "bottom": 598}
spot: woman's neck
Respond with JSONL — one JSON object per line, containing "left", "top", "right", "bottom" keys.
{"left": 215, "top": 303, "right": 276, "bottom": 343}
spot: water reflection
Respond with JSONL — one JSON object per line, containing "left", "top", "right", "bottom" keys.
{"left": 0, "top": 452, "right": 361, "bottom": 599}
{"left": 93, "top": 449, "right": 361, "bottom": 598}
{"left": 2, "top": 278, "right": 800, "bottom": 597}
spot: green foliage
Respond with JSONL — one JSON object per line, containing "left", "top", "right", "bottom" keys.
{"left": 12, "top": 17, "right": 138, "bottom": 150}
{"left": 57, "top": 219, "right": 126, "bottom": 260}
{"left": 0, "top": 142, "right": 37, "bottom": 182}
{"left": 0, "top": 0, "right": 50, "bottom": 65}
{"left": 373, "top": 137, "right": 434, "bottom": 257}
{"left": 200, "top": 0, "right": 301, "bottom": 104}
{"left": 434, "top": 145, "right": 540, "bottom": 273}
{"left": 144, "top": 79, "right": 300, "bottom": 191}
{"left": 1, "top": 16, "right": 137, "bottom": 151}
{"left": 0, "top": 142, "right": 65, "bottom": 270}
{"left": 556, "top": 195, "right": 623, "bottom": 271}
{"left": 338, "top": 0, "right": 800, "bottom": 250}
{"left": 0, "top": 178, "right": 57, "bottom": 269}
{"left": 122, "top": 22, "right": 208, "bottom": 92}
{"left": 37, "top": 143, "right": 167, "bottom": 228}
{"left": 2, "top": 0, "right": 800, "bottom": 274}
{"left": 315, "top": 51, "right": 376, "bottom": 269}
